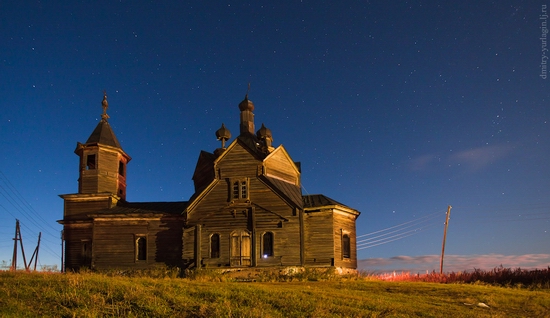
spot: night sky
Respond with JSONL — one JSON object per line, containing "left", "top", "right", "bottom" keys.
{"left": 1, "top": 1, "right": 549, "bottom": 272}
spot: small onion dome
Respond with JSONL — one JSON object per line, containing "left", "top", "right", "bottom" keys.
{"left": 238, "top": 94, "right": 255, "bottom": 112}
{"left": 215, "top": 123, "right": 231, "bottom": 141}
{"left": 256, "top": 123, "right": 272, "bottom": 139}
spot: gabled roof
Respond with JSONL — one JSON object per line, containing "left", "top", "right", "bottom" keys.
{"left": 260, "top": 175, "right": 303, "bottom": 209}
{"left": 86, "top": 120, "right": 122, "bottom": 149}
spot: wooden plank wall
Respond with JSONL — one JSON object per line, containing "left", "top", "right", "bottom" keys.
{"left": 64, "top": 198, "right": 111, "bottom": 219}
{"left": 92, "top": 217, "right": 184, "bottom": 270}
{"left": 63, "top": 223, "right": 93, "bottom": 271}
{"left": 80, "top": 148, "right": 120, "bottom": 194}
{"left": 192, "top": 154, "right": 215, "bottom": 192}
{"left": 332, "top": 211, "right": 358, "bottom": 269}
{"left": 264, "top": 150, "right": 299, "bottom": 185}
{"left": 186, "top": 142, "right": 302, "bottom": 268}
{"left": 303, "top": 210, "right": 335, "bottom": 266}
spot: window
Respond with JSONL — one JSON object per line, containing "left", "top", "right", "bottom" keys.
{"left": 136, "top": 236, "right": 147, "bottom": 261}
{"left": 86, "top": 154, "right": 96, "bottom": 170}
{"left": 262, "top": 232, "right": 274, "bottom": 258}
{"left": 81, "top": 239, "right": 92, "bottom": 265}
{"left": 342, "top": 234, "right": 351, "bottom": 259}
{"left": 210, "top": 233, "right": 220, "bottom": 258}
{"left": 118, "top": 161, "right": 125, "bottom": 176}
{"left": 230, "top": 178, "right": 248, "bottom": 200}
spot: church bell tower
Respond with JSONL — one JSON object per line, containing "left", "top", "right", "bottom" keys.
{"left": 74, "top": 92, "right": 131, "bottom": 200}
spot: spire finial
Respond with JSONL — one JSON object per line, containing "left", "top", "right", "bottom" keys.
{"left": 101, "top": 90, "right": 110, "bottom": 121}
{"left": 246, "top": 82, "right": 250, "bottom": 99}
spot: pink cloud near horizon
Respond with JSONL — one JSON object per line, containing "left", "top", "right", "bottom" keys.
{"left": 359, "top": 254, "right": 550, "bottom": 274}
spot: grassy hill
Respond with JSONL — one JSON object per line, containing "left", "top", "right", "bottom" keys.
{"left": 0, "top": 270, "right": 549, "bottom": 317}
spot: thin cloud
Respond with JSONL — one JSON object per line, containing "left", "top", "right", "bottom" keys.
{"left": 408, "top": 144, "right": 515, "bottom": 172}
{"left": 359, "top": 254, "right": 550, "bottom": 274}
{"left": 448, "top": 144, "right": 514, "bottom": 170}
{"left": 409, "top": 154, "right": 438, "bottom": 171}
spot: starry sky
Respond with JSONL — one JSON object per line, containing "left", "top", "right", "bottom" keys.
{"left": 1, "top": 1, "right": 549, "bottom": 272}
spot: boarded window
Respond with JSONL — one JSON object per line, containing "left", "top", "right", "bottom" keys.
{"left": 210, "top": 233, "right": 220, "bottom": 258}
{"left": 86, "top": 154, "right": 96, "bottom": 170}
{"left": 81, "top": 240, "right": 92, "bottom": 266}
{"left": 136, "top": 236, "right": 147, "bottom": 261}
{"left": 342, "top": 234, "right": 351, "bottom": 259}
{"left": 262, "top": 232, "right": 273, "bottom": 257}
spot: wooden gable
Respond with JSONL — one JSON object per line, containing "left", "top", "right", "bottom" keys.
{"left": 263, "top": 145, "right": 301, "bottom": 186}
{"left": 191, "top": 151, "right": 216, "bottom": 192}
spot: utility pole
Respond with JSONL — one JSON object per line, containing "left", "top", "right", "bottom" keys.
{"left": 10, "top": 219, "right": 28, "bottom": 271}
{"left": 28, "top": 232, "right": 42, "bottom": 271}
{"left": 61, "top": 230, "right": 65, "bottom": 273}
{"left": 439, "top": 205, "right": 452, "bottom": 274}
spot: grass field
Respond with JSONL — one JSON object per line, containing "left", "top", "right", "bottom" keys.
{"left": 0, "top": 269, "right": 549, "bottom": 317}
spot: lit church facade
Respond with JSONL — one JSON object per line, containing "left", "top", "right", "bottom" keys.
{"left": 59, "top": 93, "right": 360, "bottom": 272}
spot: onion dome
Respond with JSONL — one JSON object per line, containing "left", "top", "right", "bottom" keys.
{"left": 216, "top": 123, "right": 231, "bottom": 141}
{"left": 238, "top": 94, "right": 255, "bottom": 112}
{"left": 215, "top": 123, "right": 231, "bottom": 149}
{"left": 256, "top": 123, "right": 272, "bottom": 140}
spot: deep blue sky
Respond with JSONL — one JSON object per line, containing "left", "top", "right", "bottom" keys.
{"left": 1, "top": 1, "right": 549, "bottom": 272}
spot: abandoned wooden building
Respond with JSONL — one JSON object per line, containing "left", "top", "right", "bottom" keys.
{"left": 59, "top": 93, "right": 360, "bottom": 272}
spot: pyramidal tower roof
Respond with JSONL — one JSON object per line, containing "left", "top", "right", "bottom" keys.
{"left": 85, "top": 92, "right": 122, "bottom": 149}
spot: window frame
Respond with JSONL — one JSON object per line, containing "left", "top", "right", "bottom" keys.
{"left": 341, "top": 231, "right": 351, "bottom": 259}
{"left": 210, "top": 233, "right": 221, "bottom": 258}
{"left": 229, "top": 178, "right": 249, "bottom": 201}
{"left": 86, "top": 154, "right": 96, "bottom": 170}
{"left": 80, "top": 239, "right": 92, "bottom": 265}
{"left": 135, "top": 235, "right": 147, "bottom": 261}
{"left": 261, "top": 231, "right": 274, "bottom": 258}
{"left": 118, "top": 160, "right": 125, "bottom": 177}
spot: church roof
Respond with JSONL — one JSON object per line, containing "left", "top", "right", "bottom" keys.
{"left": 84, "top": 92, "right": 123, "bottom": 149}
{"left": 260, "top": 175, "right": 303, "bottom": 209}
{"left": 303, "top": 194, "right": 351, "bottom": 209}
{"left": 86, "top": 120, "right": 122, "bottom": 148}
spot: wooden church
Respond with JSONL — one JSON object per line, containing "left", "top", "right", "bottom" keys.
{"left": 59, "top": 93, "right": 360, "bottom": 272}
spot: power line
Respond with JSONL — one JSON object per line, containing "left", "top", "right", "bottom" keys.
{"left": 0, "top": 170, "right": 59, "bottom": 233}
{"left": 357, "top": 213, "right": 442, "bottom": 244}
{"left": 357, "top": 210, "right": 443, "bottom": 239}
{"left": 358, "top": 222, "right": 440, "bottom": 250}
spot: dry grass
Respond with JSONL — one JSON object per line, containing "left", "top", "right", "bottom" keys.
{"left": 376, "top": 266, "right": 550, "bottom": 288}
{"left": 0, "top": 268, "right": 549, "bottom": 317}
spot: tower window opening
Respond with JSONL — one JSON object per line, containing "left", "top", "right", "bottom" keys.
{"left": 119, "top": 161, "right": 125, "bottom": 176}
{"left": 86, "top": 154, "right": 96, "bottom": 170}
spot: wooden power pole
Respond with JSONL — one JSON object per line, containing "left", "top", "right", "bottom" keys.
{"left": 28, "top": 232, "right": 42, "bottom": 271}
{"left": 10, "top": 219, "right": 28, "bottom": 271}
{"left": 439, "top": 205, "right": 452, "bottom": 274}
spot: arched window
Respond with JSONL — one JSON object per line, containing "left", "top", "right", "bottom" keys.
{"left": 262, "top": 232, "right": 274, "bottom": 258}
{"left": 342, "top": 234, "right": 351, "bottom": 259}
{"left": 136, "top": 236, "right": 147, "bottom": 261}
{"left": 210, "top": 233, "right": 220, "bottom": 258}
